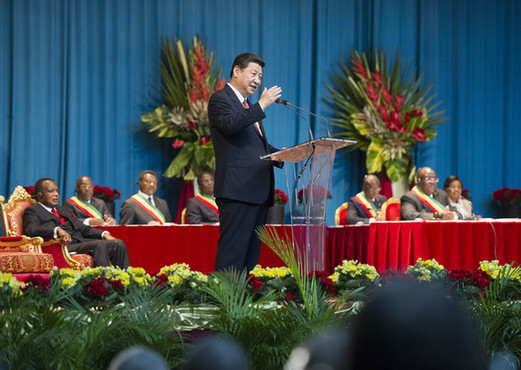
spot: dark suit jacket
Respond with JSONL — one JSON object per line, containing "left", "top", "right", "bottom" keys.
{"left": 209, "top": 84, "right": 280, "bottom": 206}
{"left": 346, "top": 194, "right": 387, "bottom": 225}
{"left": 186, "top": 196, "right": 219, "bottom": 224}
{"left": 400, "top": 189, "right": 450, "bottom": 220}
{"left": 23, "top": 203, "right": 105, "bottom": 246}
{"left": 119, "top": 195, "right": 172, "bottom": 225}
{"left": 62, "top": 197, "right": 113, "bottom": 224}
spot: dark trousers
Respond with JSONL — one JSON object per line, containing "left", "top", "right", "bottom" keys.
{"left": 215, "top": 198, "right": 269, "bottom": 273}
{"left": 69, "top": 239, "right": 130, "bottom": 269}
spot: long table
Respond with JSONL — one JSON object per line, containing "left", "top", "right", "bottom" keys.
{"left": 99, "top": 220, "right": 521, "bottom": 275}
{"left": 329, "top": 220, "right": 521, "bottom": 272}
{"left": 98, "top": 224, "right": 290, "bottom": 275}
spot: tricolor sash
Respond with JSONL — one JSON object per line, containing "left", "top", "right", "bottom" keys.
{"left": 411, "top": 185, "right": 445, "bottom": 213}
{"left": 195, "top": 194, "right": 219, "bottom": 215}
{"left": 130, "top": 194, "right": 166, "bottom": 224}
{"left": 68, "top": 196, "right": 104, "bottom": 219}
{"left": 353, "top": 192, "right": 377, "bottom": 218}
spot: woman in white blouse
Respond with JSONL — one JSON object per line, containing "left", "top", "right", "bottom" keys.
{"left": 443, "top": 175, "right": 479, "bottom": 220}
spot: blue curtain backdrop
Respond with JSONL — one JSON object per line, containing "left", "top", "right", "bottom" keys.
{"left": 1, "top": 0, "right": 520, "bottom": 228}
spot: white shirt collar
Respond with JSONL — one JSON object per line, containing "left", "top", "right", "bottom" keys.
{"left": 138, "top": 190, "right": 152, "bottom": 200}
{"left": 38, "top": 202, "right": 54, "bottom": 213}
{"left": 227, "top": 82, "right": 247, "bottom": 104}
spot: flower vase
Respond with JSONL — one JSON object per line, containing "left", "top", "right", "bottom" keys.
{"left": 391, "top": 174, "right": 409, "bottom": 199}
{"left": 266, "top": 204, "right": 285, "bottom": 224}
{"left": 500, "top": 204, "right": 521, "bottom": 218}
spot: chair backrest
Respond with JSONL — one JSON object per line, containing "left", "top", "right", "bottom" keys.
{"left": 381, "top": 197, "right": 401, "bottom": 221}
{"left": 181, "top": 207, "right": 188, "bottom": 224}
{"left": 0, "top": 186, "right": 36, "bottom": 236}
{"left": 335, "top": 202, "right": 348, "bottom": 226}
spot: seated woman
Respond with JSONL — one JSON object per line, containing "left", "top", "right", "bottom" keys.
{"left": 443, "top": 175, "right": 479, "bottom": 220}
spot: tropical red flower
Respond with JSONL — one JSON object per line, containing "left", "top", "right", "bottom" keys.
{"left": 199, "top": 136, "right": 210, "bottom": 146}
{"left": 411, "top": 127, "right": 427, "bottom": 142}
{"left": 172, "top": 139, "right": 185, "bottom": 149}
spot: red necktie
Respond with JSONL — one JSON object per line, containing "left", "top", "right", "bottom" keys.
{"left": 243, "top": 99, "right": 263, "bottom": 136}
{"left": 52, "top": 208, "right": 66, "bottom": 224}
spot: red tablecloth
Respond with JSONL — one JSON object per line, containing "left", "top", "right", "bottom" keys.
{"left": 99, "top": 224, "right": 289, "bottom": 274}
{"left": 363, "top": 220, "right": 521, "bottom": 272}
{"left": 99, "top": 221, "right": 521, "bottom": 275}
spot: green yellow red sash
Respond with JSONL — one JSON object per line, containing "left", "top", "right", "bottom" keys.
{"left": 68, "top": 196, "right": 103, "bottom": 219}
{"left": 353, "top": 191, "right": 377, "bottom": 218}
{"left": 195, "top": 194, "right": 219, "bottom": 215}
{"left": 130, "top": 194, "right": 166, "bottom": 224}
{"left": 411, "top": 185, "right": 445, "bottom": 213}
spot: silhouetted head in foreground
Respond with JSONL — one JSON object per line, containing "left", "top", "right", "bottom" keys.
{"left": 348, "top": 281, "right": 486, "bottom": 370}
{"left": 182, "top": 335, "right": 248, "bottom": 370}
{"left": 108, "top": 346, "right": 167, "bottom": 370}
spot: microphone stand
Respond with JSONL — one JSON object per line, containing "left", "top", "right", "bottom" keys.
{"left": 279, "top": 99, "right": 331, "bottom": 138}
{"left": 276, "top": 100, "right": 315, "bottom": 182}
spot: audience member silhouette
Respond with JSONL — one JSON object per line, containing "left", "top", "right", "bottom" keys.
{"left": 182, "top": 335, "right": 248, "bottom": 370}
{"left": 348, "top": 281, "right": 486, "bottom": 370}
{"left": 108, "top": 346, "right": 168, "bottom": 370}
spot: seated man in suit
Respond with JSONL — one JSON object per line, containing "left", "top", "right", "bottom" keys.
{"left": 400, "top": 167, "right": 456, "bottom": 220}
{"left": 23, "top": 178, "right": 129, "bottom": 268}
{"left": 62, "top": 175, "right": 117, "bottom": 226}
{"left": 119, "top": 170, "right": 172, "bottom": 225}
{"left": 186, "top": 171, "right": 219, "bottom": 224}
{"left": 347, "top": 175, "right": 387, "bottom": 224}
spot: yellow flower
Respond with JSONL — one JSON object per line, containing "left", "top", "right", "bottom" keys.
{"left": 61, "top": 277, "right": 77, "bottom": 288}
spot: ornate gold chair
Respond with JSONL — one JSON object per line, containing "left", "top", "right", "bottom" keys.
{"left": 181, "top": 207, "right": 188, "bottom": 224}
{"left": 335, "top": 202, "right": 348, "bottom": 225}
{"left": 0, "top": 235, "right": 54, "bottom": 279}
{"left": 0, "top": 186, "right": 93, "bottom": 270}
{"left": 381, "top": 197, "right": 401, "bottom": 221}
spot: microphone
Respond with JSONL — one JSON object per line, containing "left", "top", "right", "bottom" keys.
{"left": 276, "top": 100, "right": 314, "bottom": 141}
{"left": 277, "top": 99, "right": 331, "bottom": 137}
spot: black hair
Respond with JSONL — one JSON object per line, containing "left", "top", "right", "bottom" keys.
{"left": 138, "top": 170, "right": 157, "bottom": 182}
{"left": 229, "top": 53, "right": 265, "bottom": 79}
{"left": 443, "top": 175, "right": 462, "bottom": 190}
{"left": 33, "top": 177, "right": 55, "bottom": 199}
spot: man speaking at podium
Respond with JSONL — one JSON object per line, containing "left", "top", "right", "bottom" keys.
{"left": 209, "top": 52, "right": 283, "bottom": 272}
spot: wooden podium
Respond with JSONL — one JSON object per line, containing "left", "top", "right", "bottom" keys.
{"left": 262, "top": 137, "right": 355, "bottom": 271}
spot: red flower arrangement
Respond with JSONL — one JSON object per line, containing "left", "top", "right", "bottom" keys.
{"left": 274, "top": 189, "right": 288, "bottom": 205}
{"left": 93, "top": 185, "right": 121, "bottom": 202}
{"left": 22, "top": 274, "right": 52, "bottom": 293}
{"left": 141, "top": 35, "right": 226, "bottom": 181}
{"left": 85, "top": 275, "right": 124, "bottom": 298}
{"left": 23, "top": 186, "right": 35, "bottom": 196}
{"left": 447, "top": 269, "right": 490, "bottom": 291}
{"left": 492, "top": 187, "right": 521, "bottom": 206}
{"left": 326, "top": 49, "right": 445, "bottom": 182}
{"left": 297, "top": 184, "right": 332, "bottom": 204}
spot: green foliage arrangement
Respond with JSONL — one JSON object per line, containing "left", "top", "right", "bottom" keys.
{"left": 326, "top": 49, "right": 446, "bottom": 182}
{"left": 2, "top": 258, "right": 521, "bottom": 367}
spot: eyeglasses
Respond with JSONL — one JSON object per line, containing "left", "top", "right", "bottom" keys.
{"left": 79, "top": 185, "right": 94, "bottom": 189}
{"left": 420, "top": 177, "right": 439, "bottom": 183}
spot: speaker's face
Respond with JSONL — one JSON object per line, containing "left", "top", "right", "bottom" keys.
{"left": 40, "top": 180, "right": 60, "bottom": 208}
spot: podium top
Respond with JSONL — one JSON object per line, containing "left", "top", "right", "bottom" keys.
{"left": 261, "top": 137, "right": 355, "bottom": 163}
